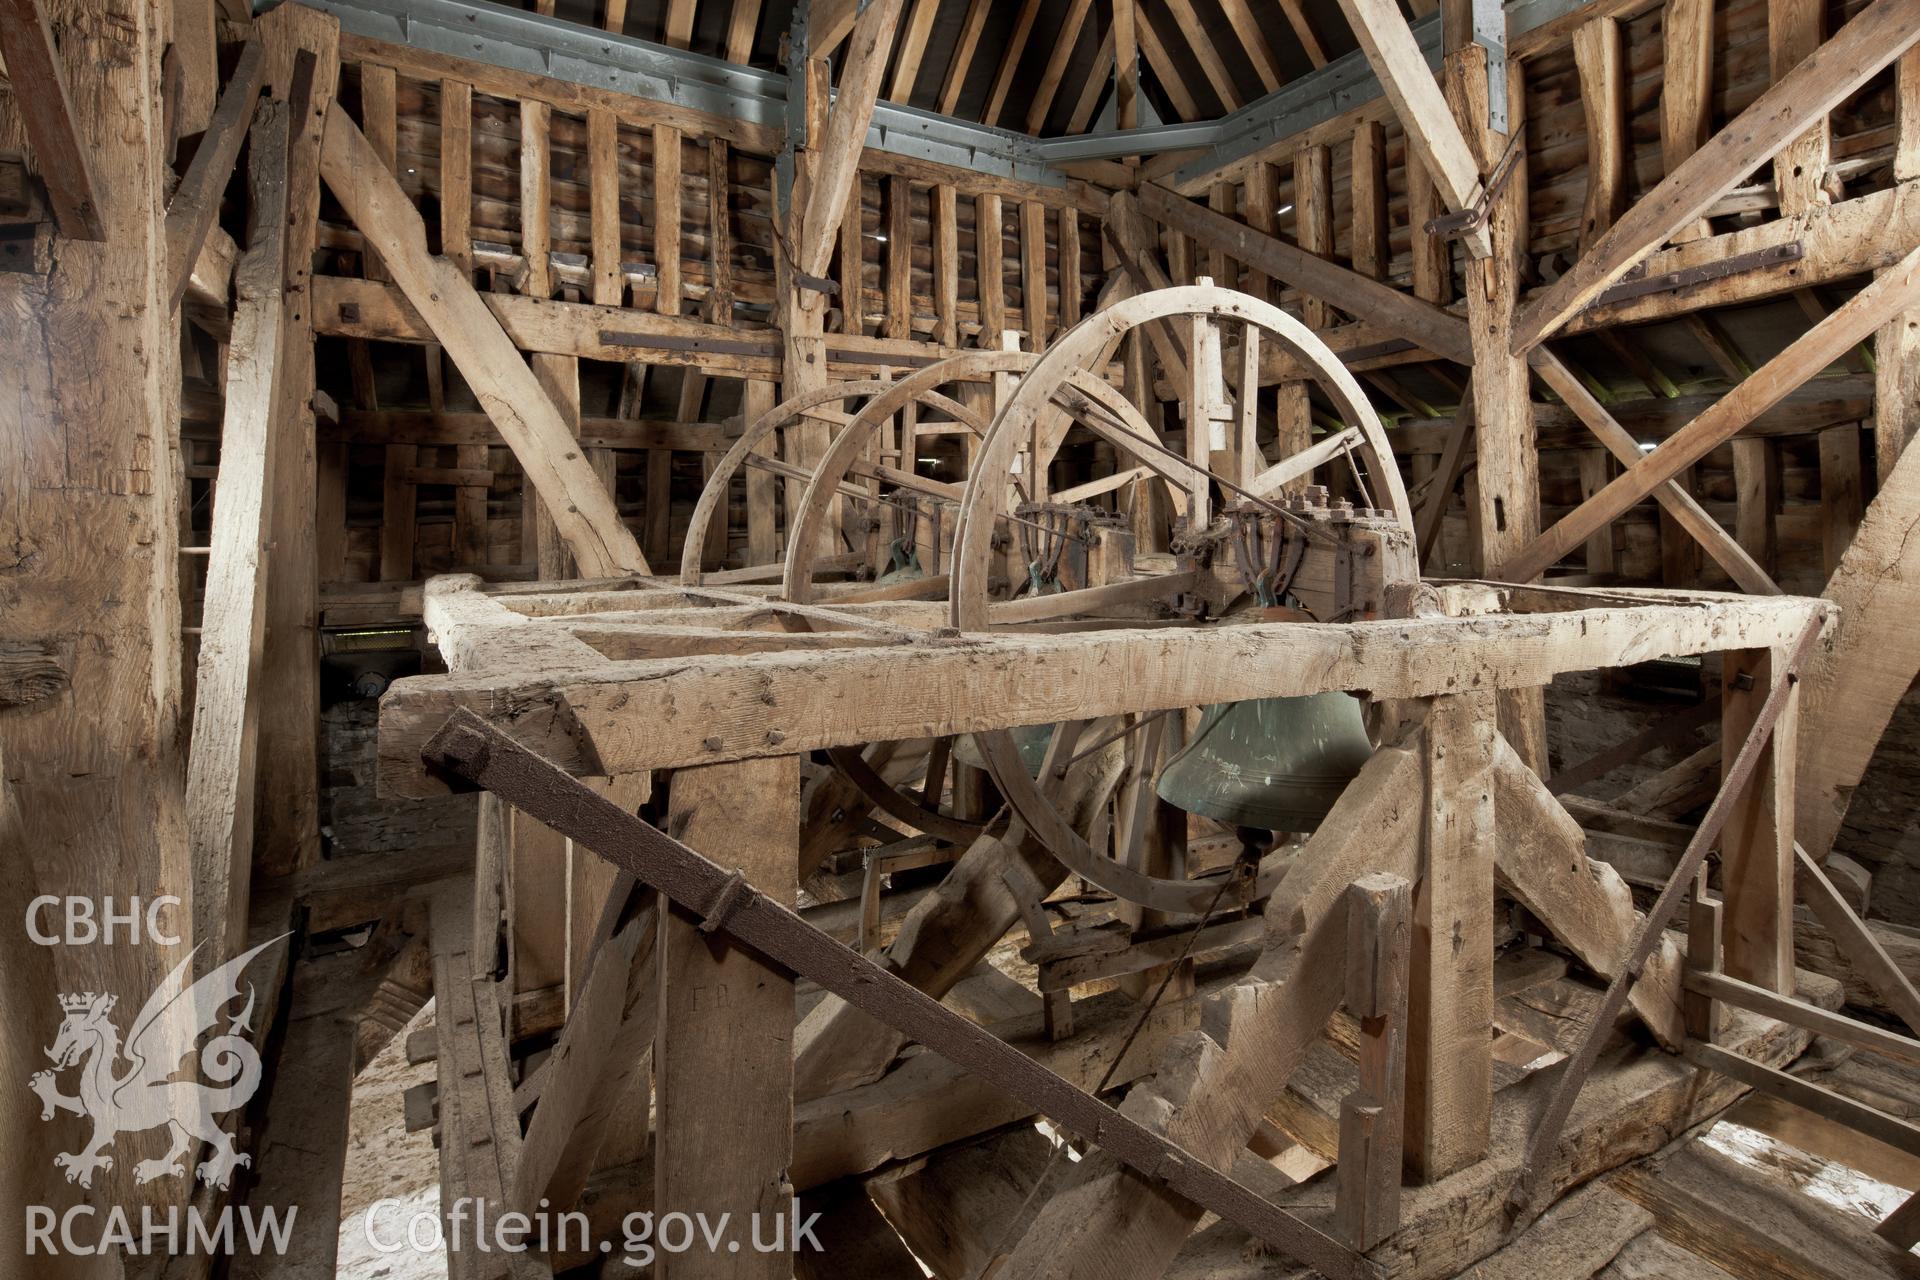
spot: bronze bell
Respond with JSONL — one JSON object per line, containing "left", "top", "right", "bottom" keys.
{"left": 953, "top": 723, "right": 1056, "bottom": 776}
{"left": 873, "top": 537, "right": 927, "bottom": 588}
{"left": 1154, "top": 693, "right": 1374, "bottom": 834}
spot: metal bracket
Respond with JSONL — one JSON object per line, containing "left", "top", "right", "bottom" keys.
{"left": 1591, "top": 241, "right": 1806, "bottom": 308}
{"left": 774, "top": 0, "right": 810, "bottom": 222}
{"left": 793, "top": 268, "right": 837, "bottom": 296}
{"left": 1423, "top": 130, "right": 1523, "bottom": 240}
{"left": 1469, "top": 0, "right": 1508, "bottom": 135}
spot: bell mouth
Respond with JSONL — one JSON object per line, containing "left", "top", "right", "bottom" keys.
{"left": 1154, "top": 692, "right": 1375, "bottom": 834}
{"left": 954, "top": 723, "right": 1056, "bottom": 775}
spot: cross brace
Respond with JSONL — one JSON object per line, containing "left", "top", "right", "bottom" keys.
{"left": 420, "top": 707, "right": 1379, "bottom": 1280}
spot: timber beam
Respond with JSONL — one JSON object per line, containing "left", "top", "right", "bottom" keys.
{"left": 0, "top": 0, "right": 104, "bottom": 238}
{"left": 378, "top": 574, "right": 1827, "bottom": 796}
{"left": 1514, "top": 0, "right": 1920, "bottom": 351}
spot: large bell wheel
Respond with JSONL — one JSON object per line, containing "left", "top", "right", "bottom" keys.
{"left": 766, "top": 351, "right": 1180, "bottom": 863}
{"left": 678, "top": 378, "right": 895, "bottom": 586}
{"left": 779, "top": 349, "right": 1027, "bottom": 603}
{"left": 957, "top": 284, "right": 1415, "bottom": 917}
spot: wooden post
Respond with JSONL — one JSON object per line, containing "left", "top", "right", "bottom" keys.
{"left": 1574, "top": 16, "right": 1625, "bottom": 254}
{"left": 887, "top": 175, "right": 912, "bottom": 340}
{"left": 1734, "top": 438, "right": 1780, "bottom": 574}
{"left": 1335, "top": 873, "right": 1411, "bottom": 1250}
{"left": 653, "top": 124, "right": 682, "bottom": 316}
{"left": 1578, "top": 450, "right": 1616, "bottom": 575}
{"left": 522, "top": 98, "right": 552, "bottom": 298}
{"left": 1721, "top": 646, "right": 1798, "bottom": 993}
{"left": 933, "top": 183, "right": 959, "bottom": 347}
{"left": 1294, "top": 143, "right": 1334, "bottom": 330}
{"left": 743, "top": 380, "right": 780, "bottom": 563}
{"left": 1449, "top": 41, "right": 1547, "bottom": 775}
{"left": 656, "top": 755, "right": 800, "bottom": 1278}
{"left": 1408, "top": 153, "right": 1450, "bottom": 304}
{"left": 186, "top": 101, "right": 290, "bottom": 962}
{"left": 529, "top": 353, "right": 582, "bottom": 580}
{"left": 1821, "top": 424, "right": 1865, "bottom": 573}
{"left": 590, "top": 108, "right": 624, "bottom": 307}
{"left": 1405, "top": 693, "right": 1495, "bottom": 1182}
{"left": 255, "top": 4, "right": 340, "bottom": 882}
{"left": 1770, "top": 0, "right": 1831, "bottom": 217}
{"left": 1662, "top": 0, "right": 1715, "bottom": 242}
{"left": 1351, "top": 121, "right": 1387, "bottom": 282}
{"left": 1876, "top": 51, "right": 1920, "bottom": 481}
{"left": 707, "top": 137, "right": 735, "bottom": 324}
{"left": 0, "top": 0, "right": 192, "bottom": 1213}
{"left": 1685, "top": 882, "right": 1723, "bottom": 1042}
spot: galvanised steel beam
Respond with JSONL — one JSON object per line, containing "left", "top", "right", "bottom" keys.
{"left": 299, "top": 0, "right": 1065, "bottom": 187}
{"left": 302, "top": 0, "right": 1600, "bottom": 190}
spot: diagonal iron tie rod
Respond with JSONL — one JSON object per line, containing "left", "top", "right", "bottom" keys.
{"left": 421, "top": 708, "right": 1379, "bottom": 1280}
{"left": 1508, "top": 609, "right": 1831, "bottom": 1216}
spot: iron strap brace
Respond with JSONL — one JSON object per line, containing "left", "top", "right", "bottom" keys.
{"left": 1424, "top": 129, "right": 1524, "bottom": 241}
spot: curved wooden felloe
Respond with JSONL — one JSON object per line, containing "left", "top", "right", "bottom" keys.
{"left": 781, "top": 354, "right": 1199, "bottom": 603}
{"left": 975, "top": 729, "right": 1283, "bottom": 917}
{"left": 824, "top": 745, "right": 990, "bottom": 844}
{"left": 678, "top": 378, "right": 892, "bottom": 585}
{"left": 779, "top": 350, "right": 1029, "bottom": 603}
{"left": 949, "top": 285, "right": 1412, "bottom": 634}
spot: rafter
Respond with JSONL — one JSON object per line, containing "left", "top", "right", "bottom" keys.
{"left": 1134, "top": 3, "right": 1201, "bottom": 122}
{"left": 888, "top": 0, "right": 941, "bottom": 102}
{"left": 811, "top": 0, "right": 859, "bottom": 55}
{"left": 1281, "top": 0, "right": 1331, "bottom": 66}
{"left": 1067, "top": 23, "right": 1118, "bottom": 136}
{"left": 1112, "top": 0, "right": 1138, "bottom": 130}
{"left": 1027, "top": 0, "right": 1097, "bottom": 133}
{"left": 723, "top": 0, "right": 761, "bottom": 62}
{"left": 661, "top": 0, "right": 694, "bottom": 49}
{"left": 1161, "top": 0, "right": 1242, "bottom": 112}
{"left": 1218, "top": 0, "right": 1285, "bottom": 94}
{"left": 982, "top": 0, "right": 1045, "bottom": 128}
{"left": 938, "top": 0, "right": 993, "bottom": 116}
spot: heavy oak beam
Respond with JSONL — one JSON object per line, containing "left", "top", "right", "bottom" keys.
{"left": 420, "top": 709, "right": 1375, "bottom": 1280}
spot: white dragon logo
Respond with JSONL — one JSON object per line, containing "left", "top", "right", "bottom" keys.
{"left": 28, "top": 935, "right": 287, "bottom": 1191}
